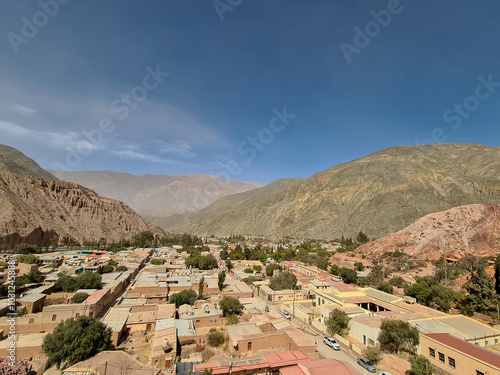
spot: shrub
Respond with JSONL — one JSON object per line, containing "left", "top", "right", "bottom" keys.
{"left": 207, "top": 331, "right": 225, "bottom": 347}
{"left": 326, "top": 309, "right": 350, "bottom": 335}
{"left": 363, "top": 346, "right": 383, "bottom": 364}
{"left": 71, "top": 292, "right": 89, "bottom": 304}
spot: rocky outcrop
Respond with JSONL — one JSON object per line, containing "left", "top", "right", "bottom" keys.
{"left": 355, "top": 203, "right": 500, "bottom": 260}
{"left": 0, "top": 144, "right": 56, "bottom": 180}
{"left": 0, "top": 171, "right": 164, "bottom": 248}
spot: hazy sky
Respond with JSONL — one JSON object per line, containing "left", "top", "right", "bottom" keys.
{"left": 1, "top": 1, "right": 499, "bottom": 184}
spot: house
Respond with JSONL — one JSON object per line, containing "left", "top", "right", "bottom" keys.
{"left": 280, "top": 358, "right": 362, "bottom": 375}
{"left": 421, "top": 333, "right": 500, "bottom": 375}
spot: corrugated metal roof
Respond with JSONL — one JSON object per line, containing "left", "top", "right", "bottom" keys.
{"left": 18, "top": 293, "right": 46, "bottom": 303}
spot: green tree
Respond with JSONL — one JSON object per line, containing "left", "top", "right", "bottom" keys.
{"left": 218, "top": 271, "right": 226, "bottom": 292}
{"left": 42, "top": 316, "right": 111, "bottom": 369}
{"left": 405, "top": 281, "right": 433, "bottom": 306}
{"left": 116, "top": 265, "right": 128, "bottom": 272}
{"left": 253, "top": 265, "right": 262, "bottom": 272}
{"left": 17, "top": 254, "right": 40, "bottom": 264}
{"left": 75, "top": 272, "right": 102, "bottom": 290}
{"left": 13, "top": 244, "right": 38, "bottom": 254}
{"left": 266, "top": 263, "right": 282, "bottom": 276}
{"left": 244, "top": 268, "right": 253, "bottom": 274}
{"left": 340, "top": 267, "right": 357, "bottom": 284}
{"left": 326, "top": 309, "right": 351, "bottom": 335}
{"left": 219, "top": 249, "right": 229, "bottom": 260}
{"left": 199, "top": 276, "right": 205, "bottom": 300}
{"left": 378, "top": 319, "right": 419, "bottom": 354}
{"left": 220, "top": 296, "right": 243, "bottom": 316}
{"left": 225, "top": 259, "right": 233, "bottom": 271}
{"left": 409, "top": 355, "right": 434, "bottom": 375}
{"left": 269, "top": 271, "right": 297, "bottom": 291}
{"left": 377, "top": 283, "right": 393, "bottom": 295}
{"left": 169, "top": 290, "right": 197, "bottom": 308}
{"left": 355, "top": 262, "right": 365, "bottom": 271}
{"left": 356, "top": 231, "right": 370, "bottom": 244}
{"left": 71, "top": 292, "right": 89, "bottom": 304}
{"left": 495, "top": 254, "right": 500, "bottom": 295}
{"left": 100, "top": 265, "right": 114, "bottom": 273}
{"left": 464, "top": 261, "right": 495, "bottom": 312}
{"left": 330, "top": 264, "right": 341, "bottom": 276}
{"left": 150, "top": 259, "right": 165, "bottom": 265}
{"left": 207, "top": 331, "right": 225, "bottom": 347}
{"left": 226, "top": 313, "right": 239, "bottom": 325}
{"left": 363, "top": 346, "right": 383, "bottom": 364}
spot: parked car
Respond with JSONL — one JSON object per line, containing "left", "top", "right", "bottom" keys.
{"left": 265, "top": 305, "right": 270, "bottom": 312}
{"left": 282, "top": 311, "right": 291, "bottom": 320}
{"left": 357, "top": 358, "right": 376, "bottom": 373}
{"left": 323, "top": 337, "right": 341, "bottom": 350}
{"left": 378, "top": 372, "right": 392, "bottom": 375}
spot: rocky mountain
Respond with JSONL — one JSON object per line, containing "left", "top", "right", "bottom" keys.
{"left": 0, "top": 171, "right": 165, "bottom": 248}
{"left": 355, "top": 203, "right": 500, "bottom": 260}
{"left": 148, "top": 177, "right": 303, "bottom": 230}
{"left": 50, "top": 170, "right": 263, "bottom": 217}
{"left": 0, "top": 144, "right": 56, "bottom": 180}
{"left": 171, "top": 144, "right": 500, "bottom": 240}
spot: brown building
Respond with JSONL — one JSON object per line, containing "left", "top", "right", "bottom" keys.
{"left": 18, "top": 293, "right": 46, "bottom": 313}
{"left": 421, "top": 333, "right": 500, "bottom": 375}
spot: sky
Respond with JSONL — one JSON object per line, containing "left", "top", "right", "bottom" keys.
{"left": 0, "top": 1, "right": 499, "bottom": 184}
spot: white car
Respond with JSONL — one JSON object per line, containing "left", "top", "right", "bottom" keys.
{"left": 282, "top": 311, "right": 291, "bottom": 320}
{"left": 323, "top": 336, "right": 341, "bottom": 350}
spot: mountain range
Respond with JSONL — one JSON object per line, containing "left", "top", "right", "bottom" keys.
{"left": 49, "top": 170, "right": 263, "bottom": 217}
{"left": 169, "top": 144, "right": 500, "bottom": 240}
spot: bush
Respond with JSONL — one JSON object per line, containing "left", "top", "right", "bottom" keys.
{"left": 244, "top": 268, "right": 253, "bottom": 273}
{"left": 409, "top": 355, "right": 434, "bottom": 375}
{"left": 207, "top": 331, "right": 225, "bottom": 347}
{"left": 340, "top": 267, "right": 358, "bottom": 284}
{"left": 100, "top": 265, "right": 114, "bottom": 273}
{"left": 269, "top": 272, "right": 297, "bottom": 291}
{"left": 17, "top": 254, "right": 40, "bottom": 264}
{"left": 115, "top": 265, "right": 128, "bottom": 272}
{"left": 71, "top": 292, "right": 89, "bottom": 304}
{"left": 226, "top": 314, "right": 239, "bottom": 325}
{"left": 54, "top": 272, "right": 102, "bottom": 293}
{"left": 253, "top": 265, "right": 262, "bottom": 272}
{"left": 363, "top": 346, "right": 383, "bottom": 364}
{"left": 378, "top": 319, "right": 419, "bottom": 353}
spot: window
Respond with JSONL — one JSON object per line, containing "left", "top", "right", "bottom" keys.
{"left": 476, "top": 371, "right": 484, "bottom": 375}
{"left": 52, "top": 314, "right": 57, "bottom": 322}
{"left": 429, "top": 348, "right": 435, "bottom": 358}
{"left": 438, "top": 352, "right": 445, "bottom": 363}
{"left": 448, "top": 357, "right": 455, "bottom": 368}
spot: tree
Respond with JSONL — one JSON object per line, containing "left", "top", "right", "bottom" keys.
{"left": 199, "top": 276, "right": 205, "bottom": 300}
{"left": 340, "top": 267, "right": 357, "bottom": 284}
{"left": 326, "top": 309, "right": 350, "bottom": 335}
{"left": 355, "top": 262, "right": 365, "bottom": 271}
{"left": 269, "top": 271, "right": 297, "bottom": 291}
{"left": 220, "top": 296, "right": 243, "bottom": 316}
{"left": 495, "top": 254, "right": 500, "bottom": 295}
{"left": 244, "top": 268, "right": 253, "bottom": 273}
{"left": 377, "top": 283, "right": 393, "bottom": 294}
{"left": 169, "top": 290, "right": 197, "bottom": 308}
{"left": 363, "top": 346, "right": 383, "bottom": 364}
{"left": 378, "top": 319, "right": 419, "bottom": 354}
{"left": 54, "top": 272, "right": 102, "bottom": 292}
{"left": 42, "top": 316, "right": 111, "bottom": 369}
{"left": 405, "top": 281, "right": 433, "bottom": 306}
{"left": 100, "top": 265, "right": 114, "bottom": 273}
{"left": 218, "top": 271, "right": 226, "bottom": 292}
{"left": 330, "top": 264, "right": 341, "bottom": 276}
{"left": 219, "top": 249, "right": 229, "bottom": 260}
{"left": 356, "top": 231, "right": 370, "bottom": 244}
{"left": 409, "top": 355, "right": 434, "bottom": 375}
{"left": 207, "top": 331, "right": 225, "bottom": 347}
{"left": 17, "top": 254, "right": 40, "bottom": 264}
{"left": 13, "top": 244, "right": 37, "bottom": 254}
{"left": 116, "top": 265, "right": 128, "bottom": 272}
{"left": 27, "top": 268, "right": 45, "bottom": 283}
{"left": 225, "top": 259, "right": 233, "bottom": 271}
{"left": 71, "top": 292, "right": 89, "bottom": 304}
{"left": 226, "top": 314, "right": 239, "bottom": 325}
{"left": 253, "top": 265, "right": 262, "bottom": 272}
{"left": 464, "top": 261, "right": 495, "bottom": 312}
{"left": 266, "top": 263, "right": 282, "bottom": 276}
{"left": 150, "top": 259, "right": 165, "bottom": 265}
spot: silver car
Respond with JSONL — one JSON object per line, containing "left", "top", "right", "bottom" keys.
{"left": 323, "top": 336, "right": 341, "bottom": 350}
{"left": 357, "top": 358, "right": 376, "bottom": 373}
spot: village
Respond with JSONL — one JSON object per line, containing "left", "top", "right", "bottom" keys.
{"left": 1, "top": 240, "right": 500, "bottom": 375}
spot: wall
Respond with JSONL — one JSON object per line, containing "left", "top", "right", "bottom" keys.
{"left": 421, "top": 335, "right": 500, "bottom": 375}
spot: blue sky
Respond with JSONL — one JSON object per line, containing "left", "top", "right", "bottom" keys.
{"left": 0, "top": 1, "right": 499, "bottom": 184}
